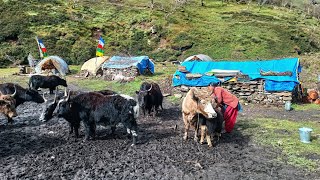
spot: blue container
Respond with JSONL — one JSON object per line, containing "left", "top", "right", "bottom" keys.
{"left": 299, "top": 127, "right": 313, "bottom": 143}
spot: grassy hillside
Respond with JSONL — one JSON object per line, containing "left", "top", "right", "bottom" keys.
{"left": 1, "top": 0, "right": 320, "bottom": 67}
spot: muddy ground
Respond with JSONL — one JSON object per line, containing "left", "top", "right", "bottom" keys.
{"left": 0, "top": 89, "right": 319, "bottom": 179}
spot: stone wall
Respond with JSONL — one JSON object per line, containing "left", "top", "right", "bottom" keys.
{"left": 174, "top": 80, "right": 293, "bottom": 105}
{"left": 103, "top": 67, "right": 139, "bottom": 81}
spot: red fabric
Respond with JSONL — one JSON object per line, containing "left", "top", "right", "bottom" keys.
{"left": 224, "top": 105, "right": 238, "bottom": 133}
{"left": 212, "top": 87, "right": 239, "bottom": 108}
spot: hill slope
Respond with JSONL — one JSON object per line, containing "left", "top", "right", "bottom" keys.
{"left": 0, "top": 0, "right": 320, "bottom": 67}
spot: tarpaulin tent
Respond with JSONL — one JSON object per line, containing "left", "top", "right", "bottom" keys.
{"left": 102, "top": 56, "right": 154, "bottom": 75}
{"left": 173, "top": 57, "right": 301, "bottom": 92}
{"left": 184, "top": 54, "right": 213, "bottom": 62}
{"left": 81, "top": 56, "right": 109, "bottom": 75}
{"left": 35, "top": 56, "right": 69, "bottom": 76}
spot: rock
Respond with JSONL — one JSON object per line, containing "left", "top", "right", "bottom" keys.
{"left": 180, "top": 85, "right": 189, "bottom": 92}
{"left": 174, "top": 94, "right": 183, "bottom": 99}
{"left": 283, "top": 96, "right": 292, "bottom": 101}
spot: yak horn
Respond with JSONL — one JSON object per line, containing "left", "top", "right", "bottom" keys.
{"left": 147, "top": 84, "right": 153, "bottom": 92}
{"left": 42, "top": 93, "right": 48, "bottom": 102}
{"left": 10, "top": 85, "right": 17, "bottom": 97}
{"left": 64, "top": 87, "right": 68, "bottom": 97}
{"left": 54, "top": 91, "right": 58, "bottom": 103}
{"left": 66, "top": 90, "right": 71, "bottom": 102}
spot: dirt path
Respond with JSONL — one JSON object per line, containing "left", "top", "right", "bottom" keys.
{"left": 0, "top": 88, "right": 319, "bottom": 179}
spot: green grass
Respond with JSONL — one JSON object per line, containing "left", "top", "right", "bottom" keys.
{"left": 292, "top": 103, "right": 320, "bottom": 111}
{"left": 0, "top": 67, "right": 30, "bottom": 87}
{"left": 1, "top": 0, "right": 320, "bottom": 67}
{"left": 239, "top": 118, "right": 320, "bottom": 171}
{"left": 67, "top": 63, "right": 176, "bottom": 96}
{"left": 0, "top": 67, "right": 19, "bottom": 77}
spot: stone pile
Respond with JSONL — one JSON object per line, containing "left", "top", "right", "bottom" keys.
{"left": 174, "top": 80, "right": 293, "bottom": 105}
{"left": 103, "top": 67, "right": 139, "bottom": 81}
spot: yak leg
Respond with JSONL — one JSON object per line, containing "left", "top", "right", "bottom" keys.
{"left": 152, "top": 106, "right": 156, "bottom": 117}
{"left": 69, "top": 122, "right": 74, "bottom": 134}
{"left": 200, "top": 125, "right": 207, "bottom": 145}
{"left": 206, "top": 132, "right": 213, "bottom": 147}
{"left": 49, "top": 88, "right": 54, "bottom": 94}
{"left": 89, "top": 122, "right": 96, "bottom": 140}
{"left": 184, "top": 123, "right": 190, "bottom": 140}
{"left": 215, "top": 132, "right": 221, "bottom": 142}
{"left": 142, "top": 108, "right": 146, "bottom": 117}
{"left": 111, "top": 125, "right": 116, "bottom": 136}
{"left": 83, "top": 123, "right": 90, "bottom": 141}
{"left": 74, "top": 123, "right": 80, "bottom": 138}
{"left": 6, "top": 115, "right": 13, "bottom": 124}
{"left": 194, "top": 128, "right": 199, "bottom": 142}
{"left": 182, "top": 113, "right": 189, "bottom": 140}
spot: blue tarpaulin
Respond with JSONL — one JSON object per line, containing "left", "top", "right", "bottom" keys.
{"left": 102, "top": 56, "right": 154, "bottom": 75}
{"left": 172, "top": 57, "right": 300, "bottom": 92}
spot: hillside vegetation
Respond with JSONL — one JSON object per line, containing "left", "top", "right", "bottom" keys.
{"left": 0, "top": 0, "right": 320, "bottom": 67}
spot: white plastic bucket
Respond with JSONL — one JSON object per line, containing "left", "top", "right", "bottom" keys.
{"left": 299, "top": 127, "right": 313, "bottom": 143}
{"left": 285, "top": 101, "right": 291, "bottom": 111}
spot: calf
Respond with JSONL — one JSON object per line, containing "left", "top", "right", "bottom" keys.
{"left": 0, "top": 83, "right": 44, "bottom": 123}
{"left": 199, "top": 104, "right": 224, "bottom": 147}
{"left": 0, "top": 99, "right": 17, "bottom": 119}
{"left": 0, "top": 86, "right": 16, "bottom": 106}
{"left": 0, "top": 88, "right": 17, "bottom": 119}
{"left": 29, "top": 75, "right": 67, "bottom": 94}
{"left": 136, "top": 82, "right": 163, "bottom": 117}
{"left": 181, "top": 87, "right": 219, "bottom": 147}
{"left": 57, "top": 92, "right": 139, "bottom": 145}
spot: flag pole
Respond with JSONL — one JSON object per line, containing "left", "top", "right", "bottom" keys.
{"left": 95, "top": 37, "right": 98, "bottom": 69}
{"left": 35, "top": 36, "right": 43, "bottom": 60}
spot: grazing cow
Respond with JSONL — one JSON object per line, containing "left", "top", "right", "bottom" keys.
{"left": 136, "top": 82, "right": 163, "bottom": 117}
{"left": 29, "top": 75, "right": 67, "bottom": 94}
{"left": 181, "top": 87, "right": 219, "bottom": 147}
{"left": 0, "top": 83, "right": 44, "bottom": 123}
{"left": 0, "top": 87, "right": 17, "bottom": 119}
{"left": 56, "top": 92, "right": 139, "bottom": 145}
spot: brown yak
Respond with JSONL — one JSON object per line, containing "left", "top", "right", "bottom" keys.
{"left": 182, "top": 87, "right": 222, "bottom": 147}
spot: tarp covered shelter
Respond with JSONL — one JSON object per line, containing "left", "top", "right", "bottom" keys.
{"left": 35, "top": 56, "right": 69, "bottom": 76}
{"left": 173, "top": 57, "right": 301, "bottom": 92}
{"left": 81, "top": 56, "right": 109, "bottom": 75}
{"left": 184, "top": 54, "right": 213, "bottom": 62}
{"left": 102, "top": 56, "right": 155, "bottom": 75}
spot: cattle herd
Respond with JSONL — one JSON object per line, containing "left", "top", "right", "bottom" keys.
{"left": 0, "top": 74, "right": 223, "bottom": 147}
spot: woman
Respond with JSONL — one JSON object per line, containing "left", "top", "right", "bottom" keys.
{"left": 208, "top": 82, "right": 241, "bottom": 133}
